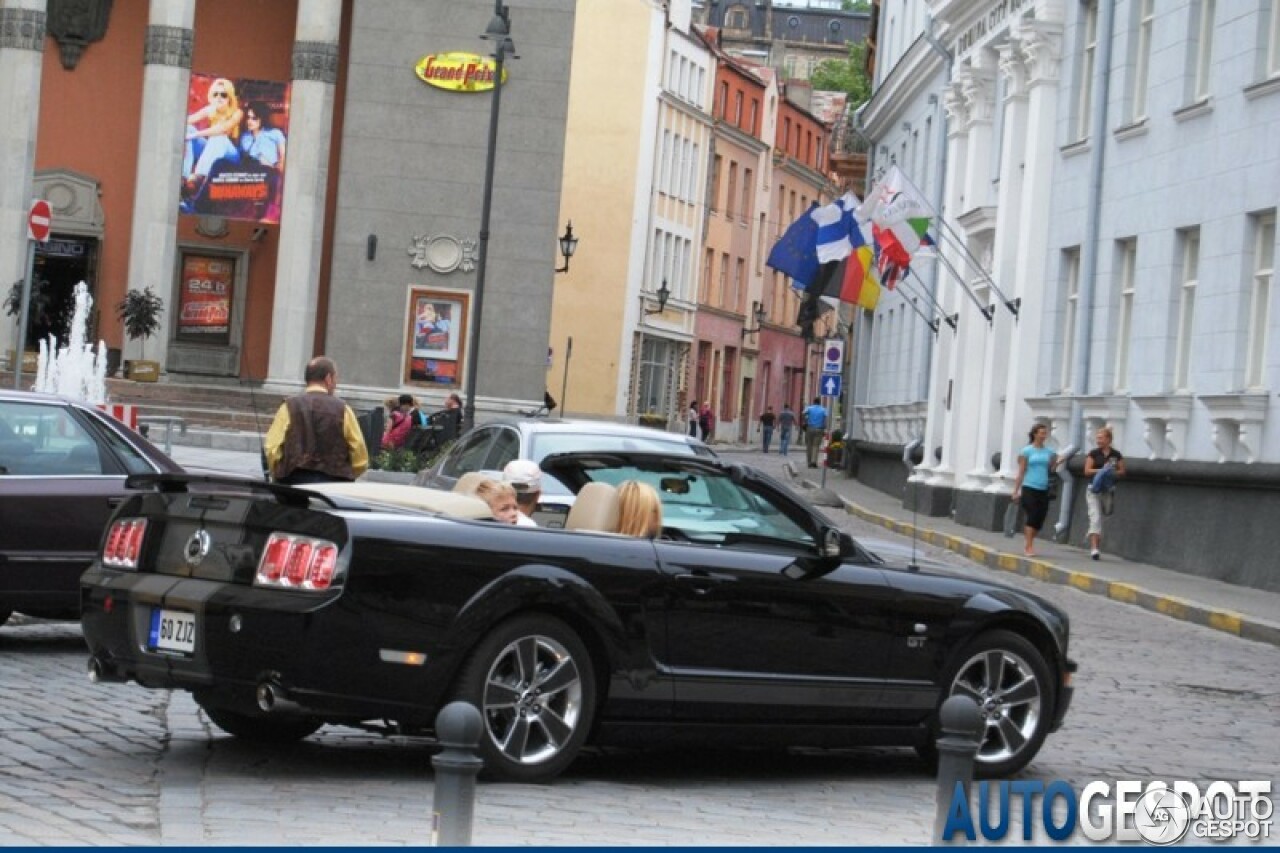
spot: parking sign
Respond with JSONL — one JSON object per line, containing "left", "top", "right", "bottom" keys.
{"left": 822, "top": 339, "right": 844, "bottom": 374}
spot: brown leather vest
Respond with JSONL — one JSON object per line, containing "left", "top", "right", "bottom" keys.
{"left": 273, "top": 392, "right": 355, "bottom": 481}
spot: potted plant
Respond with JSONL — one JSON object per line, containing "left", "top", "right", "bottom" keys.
{"left": 4, "top": 278, "right": 55, "bottom": 372}
{"left": 116, "top": 287, "right": 164, "bottom": 382}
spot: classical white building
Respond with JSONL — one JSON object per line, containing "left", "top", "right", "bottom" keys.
{"left": 854, "top": 0, "right": 1280, "bottom": 591}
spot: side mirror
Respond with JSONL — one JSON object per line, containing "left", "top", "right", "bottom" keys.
{"left": 822, "top": 527, "right": 844, "bottom": 558}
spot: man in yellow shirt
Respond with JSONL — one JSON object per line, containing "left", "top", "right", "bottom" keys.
{"left": 264, "top": 356, "right": 369, "bottom": 484}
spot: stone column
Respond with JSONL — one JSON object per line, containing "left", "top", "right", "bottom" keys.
{"left": 123, "top": 0, "right": 195, "bottom": 367}
{"left": 914, "top": 81, "right": 969, "bottom": 493}
{"left": 0, "top": 0, "right": 47, "bottom": 361}
{"left": 971, "top": 37, "right": 1030, "bottom": 494}
{"left": 937, "top": 58, "right": 996, "bottom": 489}
{"left": 997, "top": 20, "right": 1064, "bottom": 480}
{"left": 266, "top": 0, "right": 341, "bottom": 387}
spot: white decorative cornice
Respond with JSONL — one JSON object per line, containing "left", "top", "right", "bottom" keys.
{"left": 1198, "top": 393, "right": 1269, "bottom": 463}
{"left": 1079, "top": 394, "right": 1131, "bottom": 451}
{"left": 1132, "top": 395, "right": 1194, "bottom": 461}
{"left": 1025, "top": 395, "right": 1075, "bottom": 448}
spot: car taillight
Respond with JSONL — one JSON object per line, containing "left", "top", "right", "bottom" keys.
{"left": 255, "top": 533, "right": 342, "bottom": 591}
{"left": 103, "top": 519, "right": 148, "bottom": 569}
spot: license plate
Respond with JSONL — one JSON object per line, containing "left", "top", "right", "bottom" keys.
{"left": 148, "top": 608, "right": 197, "bottom": 655}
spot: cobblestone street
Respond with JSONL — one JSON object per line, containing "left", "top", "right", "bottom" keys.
{"left": 2, "top": 465, "right": 1277, "bottom": 845}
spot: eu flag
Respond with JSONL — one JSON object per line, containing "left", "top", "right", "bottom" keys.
{"left": 766, "top": 202, "right": 821, "bottom": 289}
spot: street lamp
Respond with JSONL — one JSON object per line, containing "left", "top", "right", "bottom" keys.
{"left": 462, "top": 1, "right": 516, "bottom": 432}
{"left": 643, "top": 279, "right": 670, "bottom": 315}
{"left": 740, "top": 300, "right": 767, "bottom": 337}
{"left": 554, "top": 221, "right": 578, "bottom": 273}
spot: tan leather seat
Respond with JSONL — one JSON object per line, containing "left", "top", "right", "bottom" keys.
{"left": 452, "top": 471, "right": 490, "bottom": 496}
{"left": 564, "top": 482, "right": 620, "bottom": 533}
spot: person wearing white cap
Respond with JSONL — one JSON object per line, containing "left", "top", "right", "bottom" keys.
{"left": 502, "top": 459, "right": 542, "bottom": 527}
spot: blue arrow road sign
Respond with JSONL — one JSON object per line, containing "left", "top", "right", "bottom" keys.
{"left": 821, "top": 374, "right": 842, "bottom": 398}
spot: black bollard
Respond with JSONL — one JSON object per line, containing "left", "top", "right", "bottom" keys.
{"left": 932, "top": 694, "right": 985, "bottom": 844}
{"left": 431, "top": 701, "right": 485, "bottom": 846}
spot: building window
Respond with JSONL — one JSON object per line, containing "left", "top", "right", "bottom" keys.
{"left": 734, "top": 91, "right": 743, "bottom": 125}
{"left": 741, "top": 167, "right": 753, "bottom": 223}
{"left": 637, "top": 336, "right": 674, "bottom": 418}
{"left": 735, "top": 258, "right": 746, "bottom": 312}
{"left": 1060, "top": 248, "right": 1081, "bottom": 392}
{"left": 725, "top": 6, "right": 748, "bottom": 29}
{"left": 1246, "top": 211, "right": 1275, "bottom": 388}
{"left": 726, "top": 162, "right": 738, "bottom": 219}
{"left": 1268, "top": 0, "right": 1280, "bottom": 79}
{"left": 757, "top": 212, "right": 767, "bottom": 272}
{"left": 1114, "top": 239, "right": 1137, "bottom": 392}
{"left": 701, "top": 248, "right": 713, "bottom": 304}
{"left": 1130, "top": 0, "right": 1154, "bottom": 121}
{"left": 749, "top": 98, "right": 759, "bottom": 135}
{"left": 659, "top": 131, "right": 672, "bottom": 196}
{"left": 1190, "top": 0, "right": 1216, "bottom": 102}
{"left": 719, "top": 252, "right": 729, "bottom": 306}
{"left": 710, "top": 154, "right": 722, "bottom": 212}
{"left": 1075, "top": 1, "right": 1098, "bottom": 142}
{"left": 719, "top": 81, "right": 729, "bottom": 119}
{"left": 1174, "top": 228, "right": 1200, "bottom": 392}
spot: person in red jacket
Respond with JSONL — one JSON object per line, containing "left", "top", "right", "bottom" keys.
{"left": 381, "top": 394, "right": 416, "bottom": 450}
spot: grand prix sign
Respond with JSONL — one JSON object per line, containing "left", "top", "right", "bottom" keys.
{"left": 414, "top": 52, "right": 507, "bottom": 92}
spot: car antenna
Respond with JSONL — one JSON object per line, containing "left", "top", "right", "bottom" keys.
{"left": 904, "top": 438, "right": 922, "bottom": 571}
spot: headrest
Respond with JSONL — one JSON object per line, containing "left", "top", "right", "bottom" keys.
{"left": 564, "top": 482, "right": 620, "bottom": 533}
{"left": 452, "top": 471, "right": 492, "bottom": 496}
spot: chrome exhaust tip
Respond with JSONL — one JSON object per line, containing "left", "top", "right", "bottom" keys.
{"left": 87, "top": 656, "right": 117, "bottom": 683}
{"left": 256, "top": 681, "right": 302, "bottom": 714}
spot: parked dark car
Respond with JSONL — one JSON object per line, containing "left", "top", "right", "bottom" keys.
{"left": 80, "top": 451, "right": 1075, "bottom": 782}
{"left": 415, "top": 418, "right": 716, "bottom": 526}
{"left": 0, "top": 390, "right": 183, "bottom": 625}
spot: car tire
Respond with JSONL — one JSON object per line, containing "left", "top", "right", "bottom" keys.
{"left": 197, "top": 701, "right": 323, "bottom": 743}
{"left": 928, "top": 629, "right": 1053, "bottom": 779}
{"left": 452, "top": 614, "right": 596, "bottom": 783}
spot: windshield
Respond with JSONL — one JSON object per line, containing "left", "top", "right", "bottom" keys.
{"left": 530, "top": 433, "right": 701, "bottom": 497}
{"left": 581, "top": 464, "right": 814, "bottom": 547}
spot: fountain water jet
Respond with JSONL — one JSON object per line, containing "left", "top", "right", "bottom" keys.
{"left": 33, "top": 281, "right": 108, "bottom": 406}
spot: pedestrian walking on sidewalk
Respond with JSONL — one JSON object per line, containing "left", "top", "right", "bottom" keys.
{"left": 687, "top": 401, "right": 699, "bottom": 437}
{"left": 265, "top": 356, "right": 369, "bottom": 485}
{"left": 802, "top": 397, "right": 827, "bottom": 468}
{"left": 759, "top": 406, "right": 776, "bottom": 453}
{"left": 778, "top": 403, "right": 796, "bottom": 456}
{"left": 1083, "top": 426, "right": 1125, "bottom": 560}
{"left": 1011, "top": 423, "right": 1059, "bottom": 558}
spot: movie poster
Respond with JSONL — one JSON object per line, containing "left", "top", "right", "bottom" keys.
{"left": 404, "top": 289, "right": 469, "bottom": 387}
{"left": 179, "top": 73, "right": 291, "bottom": 224}
{"left": 176, "top": 253, "right": 234, "bottom": 343}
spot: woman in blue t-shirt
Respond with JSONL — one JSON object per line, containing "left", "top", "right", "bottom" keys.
{"left": 1011, "top": 423, "right": 1059, "bottom": 557}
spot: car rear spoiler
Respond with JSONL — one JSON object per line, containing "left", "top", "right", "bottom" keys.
{"left": 124, "top": 472, "right": 341, "bottom": 509}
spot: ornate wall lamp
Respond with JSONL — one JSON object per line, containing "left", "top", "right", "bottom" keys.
{"left": 554, "top": 221, "right": 578, "bottom": 273}
{"left": 643, "top": 279, "right": 670, "bottom": 315}
{"left": 741, "top": 300, "right": 766, "bottom": 337}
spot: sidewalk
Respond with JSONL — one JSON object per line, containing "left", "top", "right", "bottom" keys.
{"left": 167, "top": 431, "right": 1280, "bottom": 649}
{"left": 717, "top": 444, "right": 1280, "bottom": 649}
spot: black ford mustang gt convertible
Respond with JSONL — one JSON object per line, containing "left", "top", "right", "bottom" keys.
{"left": 80, "top": 451, "right": 1075, "bottom": 782}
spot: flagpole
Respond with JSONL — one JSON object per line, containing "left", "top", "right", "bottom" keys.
{"left": 890, "top": 281, "right": 940, "bottom": 334}
{"left": 934, "top": 247, "right": 994, "bottom": 323}
{"left": 897, "top": 266, "right": 955, "bottom": 330}
{"left": 934, "top": 219, "right": 1020, "bottom": 317}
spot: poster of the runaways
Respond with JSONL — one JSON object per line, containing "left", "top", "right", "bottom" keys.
{"left": 180, "top": 73, "right": 291, "bottom": 223}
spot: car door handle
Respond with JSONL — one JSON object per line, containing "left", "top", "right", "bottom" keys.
{"left": 674, "top": 571, "right": 734, "bottom": 593}
{"left": 108, "top": 497, "right": 125, "bottom": 507}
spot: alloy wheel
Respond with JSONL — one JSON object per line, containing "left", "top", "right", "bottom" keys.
{"left": 480, "top": 633, "right": 585, "bottom": 766}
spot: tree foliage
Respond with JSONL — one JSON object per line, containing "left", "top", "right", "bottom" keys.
{"left": 810, "top": 40, "right": 872, "bottom": 107}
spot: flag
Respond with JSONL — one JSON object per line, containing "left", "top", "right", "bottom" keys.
{"left": 813, "top": 192, "right": 862, "bottom": 264}
{"left": 840, "top": 244, "right": 880, "bottom": 310}
{"left": 796, "top": 261, "right": 841, "bottom": 338}
{"left": 859, "top": 164, "right": 934, "bottom": 262}
{"left": 766, "top": 202, "right": 822, "bottom": 289}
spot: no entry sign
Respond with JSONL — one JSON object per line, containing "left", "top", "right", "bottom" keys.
{"left": 28, "top": 199, "right": 51, "bottom": 243}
